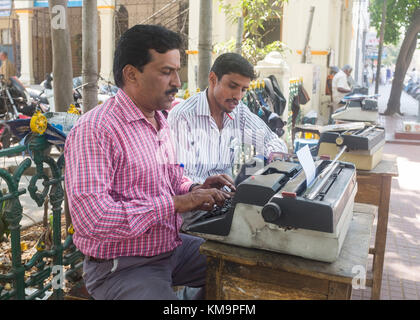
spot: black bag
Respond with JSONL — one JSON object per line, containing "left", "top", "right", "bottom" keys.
{"left": 264, "top": 75, "right": 287, "bottom": 116}
{"left": 243, "top": 89, "right": 285, "bottom": 138}
{"left": 297, "top": 84, "right": 310, "bottom": 105}
{"left": 260, "top": 107, "right": 285, "bottom": 138}
{"left": 291, "top": 95, "right": 300, "bottom": 128}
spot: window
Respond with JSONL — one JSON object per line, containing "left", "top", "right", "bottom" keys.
{"left": 1, "top": 29, "right": 11, "bottom": 45}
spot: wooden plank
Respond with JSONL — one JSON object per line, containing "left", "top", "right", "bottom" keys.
{"left": 205, "top": 257, "right": 222, "bottom": 300}
{"left": 222, "top": 260, "right": 329, "bottom": 295}
{"left": 327, "top": 282, "right": 352, "bottom": 300}
{"left": 371, "top": 176, "right": 392, "bottom": 300}
{"left": 355, "top": 174, "right": 382, "bottom": 206}
{"left": 220, "top": 275, "right": 327, "bottom": 300}
{"left": 200, "top": 204, "right": 376, "bottom": 285}
{"left": 354, "top": 157, "right": 398, "bottom": 300}
{"left": 356, "top": 159, "right": 398, "bottom": 177}
{"left": 394, "top": 131, "right": 420, "bottom": 140}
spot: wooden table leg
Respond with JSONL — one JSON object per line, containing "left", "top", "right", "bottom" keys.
{"left": 371, "top": 176, "right": 392, "bottom": 300}
{"left": 328, "top": 282, "right": 352, "bottom": 300}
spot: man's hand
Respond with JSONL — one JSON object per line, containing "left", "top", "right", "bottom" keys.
{"left": 268, "top": 152, "right": 292, "bottom": 162}
{"left": 199, "top": 174, "right": 236, "bottom": 192}
{"left": 173, "top": 188, "right": 232, "bottom": 213}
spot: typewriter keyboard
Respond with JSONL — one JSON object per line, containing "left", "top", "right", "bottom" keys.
{"left": 199, "top": 198, "right": 233, "bottom": 221}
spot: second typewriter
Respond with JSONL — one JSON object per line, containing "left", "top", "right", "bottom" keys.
{"left": 317, "top": 124, "right": 385, "bottom": 170}
{"left": 186, "top": 157, "right": 357, "bottom": 262}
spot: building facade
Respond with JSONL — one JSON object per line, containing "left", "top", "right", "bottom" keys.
{"left": 0, "top": 0, "right": 188, "bottom": 85}
{"left": 187, "top": 0, "right": 370, "bottom": 123}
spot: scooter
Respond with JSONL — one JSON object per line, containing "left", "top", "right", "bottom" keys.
{"left": 26, "top": 73, "right": 54, "bottom": 111}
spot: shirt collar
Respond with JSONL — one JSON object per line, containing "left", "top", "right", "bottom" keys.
{"left": 196, "top": 89, "right": 211, "bottom": 116}
{"left": 115, "top": 88, "right": 166, "bottom": 126}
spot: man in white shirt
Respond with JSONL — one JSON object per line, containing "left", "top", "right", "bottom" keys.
{"left": 409, "top": 68, "right": 418, "bottom": 83}
{"left": 332, "top": 64, "right": 353, "bottom": 113}
{"left": 168, "top": 53, "right": 288, "bottom": 229}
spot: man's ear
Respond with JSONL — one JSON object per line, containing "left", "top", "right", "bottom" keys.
{"left": 208, "top": 71, "right": 217, "bottom": 88}
{"left": 122, "top": 65, "right": 138, "bottom": 85}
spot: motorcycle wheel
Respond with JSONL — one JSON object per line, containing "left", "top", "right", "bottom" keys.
{"left": 0, "top": 125, "right": 12, "bottom": 149}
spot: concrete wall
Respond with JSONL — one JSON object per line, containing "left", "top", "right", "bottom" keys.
{"left": 280, "top": 0, "right": 357, "bottom": 123}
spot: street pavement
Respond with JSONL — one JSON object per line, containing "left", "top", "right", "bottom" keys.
{"left": 351, "top": 84, "right": 420, "bottom": 300}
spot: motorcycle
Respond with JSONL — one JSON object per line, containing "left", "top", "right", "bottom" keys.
{"left": 29, "top": 74, "right": 118, "bottom": 112}
{"left": 0, "top": 76, "right": 50, "bottom": 149}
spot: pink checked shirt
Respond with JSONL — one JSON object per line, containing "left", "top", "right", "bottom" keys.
{"left": 64, "top": 89, "right": 193, "bottom": 259}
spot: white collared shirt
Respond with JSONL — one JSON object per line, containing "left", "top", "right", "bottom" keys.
{"left": 332, "top": 70, "right": 351, "bottom": 107}
{"left": 167, "top": 90, "right": 288, "bottom": 183}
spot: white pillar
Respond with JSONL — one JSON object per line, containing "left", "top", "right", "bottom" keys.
{"left": 98, "top": 1, "right": 115, "bottom": 84}
{"left": 16, "top": 9, "right": 35, "bottom": 85}
{"left": 187, "top": 0, "right": 200, "bottom": 93}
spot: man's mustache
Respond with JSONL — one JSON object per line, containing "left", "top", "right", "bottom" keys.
{"left": 165, "top": 88, "right": 179, "bottom": 95}
{"left": 226, "top": 99, "right": 239, "bottom": 105}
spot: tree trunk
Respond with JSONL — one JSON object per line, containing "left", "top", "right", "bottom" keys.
{"left": 197, "top": 0, "right": 212, "bottom": 91}
{"left": 384, "top": 8, "right": 420, "bottom": 115}
{"left": 235, "top": 15, "right": 244, "bottom": 54}
{"left": 375, "top": 0, "right": 387, "bottom": 95}
{"left": 82, "top": 0, "right": 98, "bottom": 113}
{"left": 49, "top": 0, "right": 73, "bottom": 112}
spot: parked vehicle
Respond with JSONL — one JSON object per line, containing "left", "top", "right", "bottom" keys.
{"left": 27, "top": 74, "right": 117, "bottom": 112}
{"left": 0, "top": 75, "right": 51, "bottom": 149}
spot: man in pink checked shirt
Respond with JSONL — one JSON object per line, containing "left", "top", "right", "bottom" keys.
{"left": 64, "top": 25, "right": 234, "bottom": 300}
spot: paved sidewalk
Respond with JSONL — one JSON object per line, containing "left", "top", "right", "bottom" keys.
{"left": 351, "top": 84, "right": 420, "bottom": 300}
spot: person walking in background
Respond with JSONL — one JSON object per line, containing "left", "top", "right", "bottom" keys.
{"left": 0, "top": 51, "right": 16, "bottom": 86}
{"left": 386, "top": 66, "right": 392, "bottom": 84}
{"left": 409, "top": 67, "right": 418, "bottom": 83}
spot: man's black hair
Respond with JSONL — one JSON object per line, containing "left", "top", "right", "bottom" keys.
{"left": 210, "top": 53, "right": 256, "bottom": 81}
{"left": 113, "top": 24, "right": 183, "bottom": 88}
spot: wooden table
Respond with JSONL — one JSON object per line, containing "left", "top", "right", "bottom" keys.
{"left": 200, "top": 203, "right": 376, "bottom": 300}
{"left": 355, "top": 158, "right": 398, "bottom": 300}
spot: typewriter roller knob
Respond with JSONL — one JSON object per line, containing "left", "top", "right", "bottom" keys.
{"left": 335, "top": 136, "right": 344, "bottom": 146}
{"left": 262, "top": 202, "right": 282, "bottom": 222}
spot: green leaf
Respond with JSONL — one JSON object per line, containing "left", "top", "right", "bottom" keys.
{"left": 369, "top": 0, "right": 420, "bottom": 45}
{"left": 217, "top": 0, "right": 289, "bottom": 64}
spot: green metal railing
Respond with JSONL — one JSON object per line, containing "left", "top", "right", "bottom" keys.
{"left": 0, "top": 133, "right": 83, "bottom": 300}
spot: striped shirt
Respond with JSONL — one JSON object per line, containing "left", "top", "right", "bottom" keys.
{"left": 64, "top": 89, "right": 193, "bottom": 259}
{"left": 167, "top": 90, "right": 288, "bottom": 183}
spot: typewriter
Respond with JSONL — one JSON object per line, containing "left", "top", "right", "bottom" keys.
{"left": 318, "top": 124, "right": 385, "bottom": 170}
{"left": 186, "top": 156, "right": 358, "bottom": 262}
{"left": 332, "top": 88, "right": 379, "bottom": 123}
